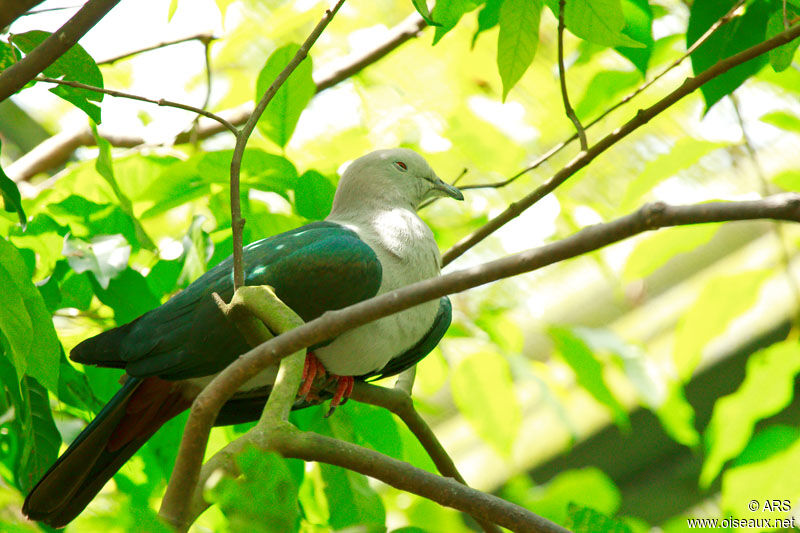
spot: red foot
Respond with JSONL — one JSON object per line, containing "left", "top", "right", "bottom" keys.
{"left": 325, "top": 375, "right": 354, "bottom": 418}
{"left": 299, "top": 351, "right": 327, "bottom": 399}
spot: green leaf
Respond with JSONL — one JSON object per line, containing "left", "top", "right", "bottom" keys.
{"left": 208, "top": 446, "right": 301, "bottom": 533}
{"left": 256, "top": 44, "right": 316, "bottom": 148}
{"left": 48, "top": 195, "right": 138, "bottom": 247}
{"left": 294, "top": 170, "right": 335, "bottom": 220}
{"left": 616, "top": 0, "right": 654, "bottom": 74}
{"left": 497, "top": 0, "right": 543, "bottom": 100}
{"left": 0, "top": 237, "right": 60, "bottom": 392}
{"left": 566, "top": 503, "right": 632, "bottom": 533}
{"left": 721, "top": 430, "right": 800, "bottom": 520}
{"left": 733, "top": 424, "right": 800, "bottom": 468}
{"left": 91, "top": 267, "right": 161, "bottom": 325}
{"left": 545, "top": 0, "right": 646, "bottom": 48}
{"left": 575, "top": 70, "right": 640, "bottom": 120}
{"left": 168, "top": 0, "right": 179, "bottom": 20}
{"left": 772, "top": 170, "right": 800, "bottom": 191}
{"left": 431, "top": 0, "right": 482, "bottom": 44}
{"left": 0, "top": 40, "right": 21, "bottom": 72}
{"left": 412, "top": 0, "right": 441, "bottom": 26}
{"left": 687, "top": 0, "right": 772, "bottom": 112}
{"left": 700, "top": 341, "right": 800, "bottom": 488}
{"left": 759, "top": 110, "right": 800, "bottom": 133}
{"left": 623, "top": 224, "right": 719, "bottom": 281}
{"left": 501, "top": 467, "right": 621, "bottom": 525}
{"left": 0, "top": 140, "right": 26, "bottom": 228}
{"left": 473, "top": 0, "right": 504, "bottom": 45}
{"left": 767, "top": 11, "right": 800, "bottom": 72}
{"left": 11, "top": 30, "right": 103, "bottom": 123}
{"left": 673, "top": 270, "right": 771, "bottom": 380}
{"left": 320, "top": 462, "right": 385, "bottom": 530}
{"left": 177, "top": 215, "right": 212, "bottom": 286}
{"left": 15, "top": 376, "right": 61, "bottom": 494}
{"left": 549, "top": 327, "right": 630, "bottom": 428}
{"left": 655, "top": 383, "right": 699, "bottom": 447}
{"left": 451, "top": 347, "right": 521, "bottom": 455}
{"left": 620, "top": 138, "right": 725, "bottom": 211}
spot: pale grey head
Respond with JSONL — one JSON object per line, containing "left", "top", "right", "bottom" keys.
{"left": 329, "top": 148, "right": 463, "bottom": 214}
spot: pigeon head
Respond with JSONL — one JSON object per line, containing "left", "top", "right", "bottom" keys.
{"left": 331, "top": 148, "right": 463, "bottom": 213}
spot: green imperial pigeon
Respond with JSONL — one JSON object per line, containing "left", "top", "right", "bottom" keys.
{"left": 23, "top": 148, "right": 463, "bottom": 527}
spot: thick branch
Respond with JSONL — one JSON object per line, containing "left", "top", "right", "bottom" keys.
{"left": 0, "top": 0, "right": 121, "bottom": 101}
{"left": 441, "top": 21, "right": 800, "bottom": 266}
{"left": 229, "top": 0, "right": 346, "bottom": 289}
{"left": 166, "top": 193, "right": 800, "bottom": 531}
{"left": 7, "top": 13, "right": 426, "bottom": 182}
{"left": 271, "top": 425, "right": 568, "bottom": 533}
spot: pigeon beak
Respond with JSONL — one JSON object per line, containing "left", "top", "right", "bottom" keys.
{"left": 431, "top": 177, "right": 464, "bottom": 201}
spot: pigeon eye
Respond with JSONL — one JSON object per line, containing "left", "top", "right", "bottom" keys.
{"left": 394, "top": 161, "right": 408, "bottom": 172}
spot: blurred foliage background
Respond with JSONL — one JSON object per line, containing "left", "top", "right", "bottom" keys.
{"left": 2, "top": 0, "right": 800, "bottom": 531}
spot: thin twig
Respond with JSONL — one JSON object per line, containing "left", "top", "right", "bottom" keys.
{"left": 229, "top": 0, "right": 346, "bottom": 289}
{"left": 441, "top": 20, "right": 800, "bottom": 266}
{"left": 731, "top": 94, "right": 800, "bottom": 326}
{"left": 0, "top": 0, "right": 122, "bottom": 101}
{"left": 189, "top": 38, "right": 215, "bottom": 145}
{"left": 34, "top": 75, "right": 238, "bottom": 134}
{"left": 459, "top": 0, "right": 746, "bottom": 192}
{"left": 166, "top": 193, "right": 800, "bottom": 533}
{"left": 97, "top": 33, "right": 218, "bottom": 65}
{"left": 7, "top": 13, "right": 427, "bottom": 183}
{"left": 557, "top": 0, "right": 587, "bottom": 151}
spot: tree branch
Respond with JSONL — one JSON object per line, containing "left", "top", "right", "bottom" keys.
{"left": 229, "top": 0, "right": 346, "bottom": 289}
{"left": 271, "top": 424, "right": 568, "bottom": 533}
{"left": 165, "top": 193, "right": 800, "bottom": 532}
{"left": 557, "top": 0, "right": 587, "bottom": 151}
{"left": 441, "top": 20, "right": 800, "bottom": 266}
{"left": 34, "top": 76, "right": 238, "bottom": 134}
{"left": 7, "top": 13, "right": 426, "bottom": 182}
{"left": 97, "top": 33, "right": 218, "bottom": 65}
{"left": 458, "top": 0, "right": 746, "bottom": 192}
{"left": 0, "top": 0, "right": 121, "bottom": 101}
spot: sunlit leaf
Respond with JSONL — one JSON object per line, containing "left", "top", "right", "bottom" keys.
{"left": 616, "top": 0, "right": 654, "bottom": 74}
{"left": 497, "top": 0, "right": 543, "bottom": 100}
{"left": 412, "top": 0, "right": 441, "bottom": 26}
{"left": 687, "top": 0, "right": 771, "bottom": 112}
{"left": 759, "top": 110, "right": 800, "bottom": 133}
{"left": 772, "top": 170, "right": 800, "bottom": 191}
{"left": 256, "top": 44, "right": 316, "bottom": 148}
{"left": 721, "top": 430, "right": 800, "bottom": 521}
{"left": 11, "top": 30, "right": 103, "bottom": 122}
{"left": 545, "top": 0, "right": 645, "bottom": 48}
{"left": 431, "top": 0, "right": 482, "bottom": 44}
{"left": 766, "top": 11, "right": 800, "bottom": 72}
{"left": 473, "top": 0, "right": 504, "bottom": 45}
{"left": 549, "top": 327, "right": 630, "bottom": 429}
{"left": 623, "top": 224, "right": 719, "bottom": 281}
{"left": 0, "top": 237, "right": 60, "bottom": 392}
{"left": 655, "top": 383, "right": 699, "bottom": 447}
{"left": 15, "top": 376, "right": 61, "bottom": 494}
{"left": 700, "top": 341, "right": 800, "bottom": 488}
{"left": 91, "top": 267, "right": 160, "bottom": 325}
{"left": 673, "top": 270, "right": 770, "bottom": 380}
{"left": 502, "top": 468, "right": 621, "bottom": 525}
{"left": 451, "top": 347, "right": 521, "bottom": 455}
{"left": 575, "top": 70, "right": 640, "bottom": 120}
{"left": 0, "top": 40, "right": 20, "bottom": 72}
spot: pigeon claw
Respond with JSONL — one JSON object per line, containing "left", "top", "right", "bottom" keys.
{"left": 325, "top": 375, "right": 354, "bottom": 418}
{"left": 299, "top": 352, "right": 327, "bottom": 399}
